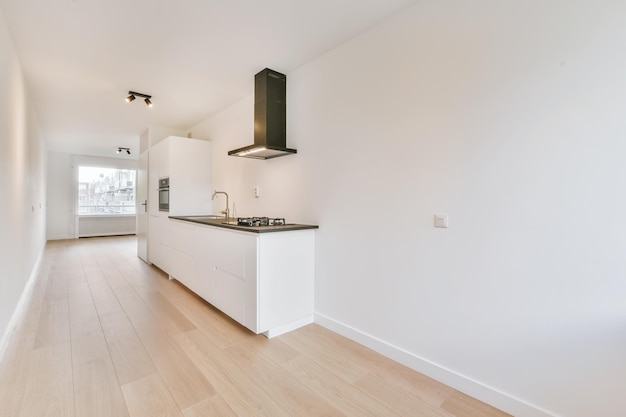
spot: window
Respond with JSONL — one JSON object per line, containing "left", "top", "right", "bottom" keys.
{"left": 78, "top": 166, "right": 136, "bottom": 215}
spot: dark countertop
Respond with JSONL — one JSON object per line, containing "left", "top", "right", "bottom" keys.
{"left": 169, "top": 215, "right": 319, "bottom": 234}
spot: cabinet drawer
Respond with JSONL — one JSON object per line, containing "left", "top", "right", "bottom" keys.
{"left": 193, "top": 225, "right": 214, "bottom": 302}
{"left": 173, "top": 252, "right": 193, "bottom": 288}
{"left": 213, "top": 229, "right": 248, "bottom": 277}
{"left": 213, "top": 268, "right": 245, "bottom": 325}
{"left": 170, "top": 220, "right": 194, "bottom": 256}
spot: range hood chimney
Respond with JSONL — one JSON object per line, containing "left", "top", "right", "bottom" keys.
{"left": 228, "top": 68, "right": 297, "bottom": 159}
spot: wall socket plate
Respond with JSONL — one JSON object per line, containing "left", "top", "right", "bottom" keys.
{"left": 253, "top": 186, "right": 260, "bottom": 198}
{"left": 434, "top": 214, "right": 449, "bottom": 228}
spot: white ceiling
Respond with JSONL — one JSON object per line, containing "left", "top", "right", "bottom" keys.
{"left": 0, "top": 0, "right": 418, "bottom": 158}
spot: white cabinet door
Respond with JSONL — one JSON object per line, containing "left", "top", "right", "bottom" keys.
{"left": 211, "top": 229, "right": 258, "bottom": 330}
{"left": 213, "top": 268, "right": 246, "bottom": 324}
{"left": 170, "top": 220, "right": 195, "bottom": 288}
{"left": 257, "top": 231, "right": 315, "bottom": 333}
{"left": 192, "top": 225, "right": 214, "bottom": 302}
{"left": 153, "top": 216, "right": 173, "bottom": 273}
{"left": 146, "top": 136, "right": 212, "bottom": 277}
{"left": 168, "top": 137, "right": 212, "bottom": 215}
{"left": 174, "top": 252, "right": 193, "bottom": 288}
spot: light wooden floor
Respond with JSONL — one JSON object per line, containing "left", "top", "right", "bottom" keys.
{"left": 0, "top": 236, "right": 511, "bottom": 417}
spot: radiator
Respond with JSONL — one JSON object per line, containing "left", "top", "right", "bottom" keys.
{"left": 78, "top": 215, "right": 136, "bottom": 237}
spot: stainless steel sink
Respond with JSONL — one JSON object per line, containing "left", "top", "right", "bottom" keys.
{"left": 178, "top": 215, "right": 224, "bottom": 223}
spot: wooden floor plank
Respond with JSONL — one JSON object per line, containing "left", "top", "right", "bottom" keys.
{"left": 280, "top": 355, "right": 401, "bottom": 417}
{"left": 68, "top": 276, "right": 103, "bottom": 343}
{"left": 164, "top": 291, "right": 253, "bottom": 349}
{"left": 442, "top": 390, "right": 514, "bottom": 417}
{"left": 279, "top": 323, "right": 370, "bottom": 384}
{"left": 174, "top": 329, "right": 293, "bottom": 417}
{"left": 0, "top": 361, "right": 28, "bottom": 417}
{"left": 131, "top": 322, "right": 216, "bottom": 410}
{"left": 298, "top": 324, "right": 455, "bottom": 407}
{"left": 19, "top": 342, "right": 74, "bottom": 417}
{"left": 0, "top": 351, "right": 33, "bottom": 417}
{"left": 244, "top": 331, "right": 301, "bottom": 365}
{"left": 224, "top": 342, "right": 347, "bottom": 417}
{"left": 182, "top": 395, "right": 238, "bottom": 417}
{"left": 73, "top": 355, "right": 130, "bottom": 417}
{"left": 99, "top": 311, "right": 157, "bottom": 386}
{"left": 138, "top": 291, "right": 197, "bottom": 335}
{"left": 85, "top": 269, "right": 125, "bottom": 317}
{"left": 67, "top": 266, "right": 131, "bottom": 417}
{"left": 33, "top": 295, "right": 70, "bottom": 349}
{"left": 121, "top": 373, "right": 185, "bottom": 417}
{"left": 353, "top": 372, "right": 456, "bottom": 417}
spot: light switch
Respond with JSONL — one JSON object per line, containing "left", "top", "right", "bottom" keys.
{"left": 434, "top": 214, "right": 449, "bottom": 228}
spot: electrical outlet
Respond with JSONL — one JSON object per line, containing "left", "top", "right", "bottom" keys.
{"left": 434, "top": 214, "right": 449, "bottom": 228}
{"left": 253, "top": 186, "right": 260, "bottom": 198}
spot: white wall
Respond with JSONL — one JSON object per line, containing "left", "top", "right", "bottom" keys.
{"left": 190, "top": 95, "right": 306, "bottom": 220}
{"left": 140, "top": 125, "right": 187, "bottom": 153}
{"left": 46, "top": 152, "right": 74, "bottom": 239}
{"left": 190, "top": 1, "right": 626, "bottom": 416}
{"left": 0, "top": 7, "right": 47, "bottom": 351}
{"left": 46, "top": 153, "right": 138, "bottom": 240}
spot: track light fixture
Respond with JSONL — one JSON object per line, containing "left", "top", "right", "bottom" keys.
{"left": 125, "top": 91, "right": 152, "bottom": 107}
{"left": 117, "top": 147, "right": 131, "bottom": 155}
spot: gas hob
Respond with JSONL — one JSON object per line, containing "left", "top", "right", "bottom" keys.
{"left": 236, "top": 217, "right": 286, "bottom": 227}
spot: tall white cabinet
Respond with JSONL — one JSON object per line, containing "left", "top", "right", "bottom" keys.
{"left": 148, "top": 136, "right": 212, "bottom": 217}
{"left": 148, "top": 136, "right": 212, "bottom": 271}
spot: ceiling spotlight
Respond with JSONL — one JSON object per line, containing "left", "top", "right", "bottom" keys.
{"left": 117, "top": 147, "right": 131, "bottom": 155}
{"left": 126, "top": 90, "right": 152, "bottom": 108}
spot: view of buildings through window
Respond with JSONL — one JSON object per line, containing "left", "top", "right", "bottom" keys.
{"left": 78, "top": 166, "right": 136, "bottom": 215}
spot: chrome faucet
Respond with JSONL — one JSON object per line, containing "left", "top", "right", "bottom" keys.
{"left": 211, "top": 190, "right": 229, "bottom": 221}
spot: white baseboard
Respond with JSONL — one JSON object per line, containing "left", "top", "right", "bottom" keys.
{"left": 46, "top": 234, "right": 75, "bottom": 241}
{"left": 264, "top": 315, "right": 314, "bottom": 339}
{"left": 0, "top": 244, "right": 45, "bottom": 361}
{"left": 78, "top": 231, "right": 136, "bottom": 238}
{"left": 314, "top": 312, "right": 559, "bottom": 417}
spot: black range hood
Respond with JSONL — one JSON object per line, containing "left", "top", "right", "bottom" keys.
{"left": 228, "top": 68, "right": 297, "bottom": 159}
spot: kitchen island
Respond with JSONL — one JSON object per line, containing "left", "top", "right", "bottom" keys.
{"left": 150, "top": 215, "right": 317, "bottom": 338}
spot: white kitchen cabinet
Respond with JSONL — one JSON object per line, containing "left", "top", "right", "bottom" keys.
{"left": 147, "top": 136, "right": 212, "bottom": 267}
{"left": 192, "top": 224, "right": 214, "bottom": 302}
{"left": 256, "top": 230, "right": 315, "bottom": 335}
{"left": 148, "top": 136, "right": 212, "bottom": 217}
{"left": 212, "top": 228, "right": 257, "bottom": 328}
{"left": 149, "top": 215, "right": 173, "bottom": 273}
{"left": 169, "top": 220, "right": 195, "bottom": 289}
{"left": 169, "top": 220, "right": 315, "bottom": 338}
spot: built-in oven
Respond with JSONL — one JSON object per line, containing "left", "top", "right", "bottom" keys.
{"left": 158, "top": 177, "right": 169, "bottom": 212}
